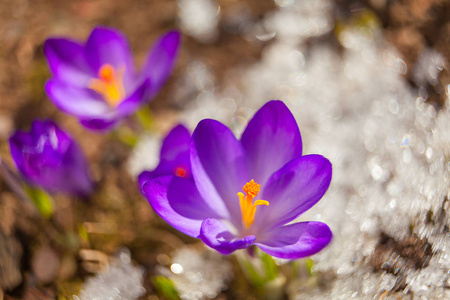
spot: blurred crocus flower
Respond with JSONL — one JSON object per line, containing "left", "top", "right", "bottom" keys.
{"left": 138, "top": 124, "right": 191, "bottom": 188}
{"left": 141, "top": 101, "right": 332, "bottom": 259}
{"left": 44, "top": 27, "right": 181, "bottom": 131}
{"left": 9, "top": 120, "right": 93, "bottom": 196}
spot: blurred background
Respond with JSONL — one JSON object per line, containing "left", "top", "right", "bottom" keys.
{"left": 0, "top": 0, "right": 449, "bottom": 299}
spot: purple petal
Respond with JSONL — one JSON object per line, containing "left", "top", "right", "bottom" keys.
{"left": 253, "top": 155, "right": 332, "bottom": 231}
{"left": 139, "top": 154, "right": 190, "bottom": 187}
{"left": 59, "top": 142, "right": 94, "bottom": 196}
{"left": 142, "top": 176, "right": 223, "bottom": 237}
{"left": 84, "top": 26, "right": 136, "bottom": 87}
{"left": 141, "top": 31, "right": 181, "bottom": 95}
{"left": 44, "top": 38, "right": 94, "bottom": 86}
{"left": 149, "top": 152, "right": 190, "bottom": 181}
{"left": 45, "top": 80, "right": 149, "bottom": 130}
{"left": 138, "top": 124, "right": 191, "bottom": 187}
{"left": 31, "top": 120, "right": 71, "bottom": 154}
{"left": 255, "top": 221, "right": 332, "bottom": 259}
{"left": 9, "top": 120, "right": 93, "bottom": 196}
{"left": 191, "top": 119, "right": 249, "bottom": 226}
{"left": 10, "top": 120, "right": 67, "bottom": 181}
{"left": 115, "top": 79, "right": 151, "bottom": 117}
{"left": 9, "top": 131, "right": 32, "bottom": 176}
{"left": 45, "top": 79, "right": 111, "bottom": 118}
{"left": 199, "top": 218, "right": 256, "bottom": 255}
{"left": 241, "top": 100, "right": 302, "bottom": 186}
{"left": 79, "top": 118, "right": 118, "bottom": 131}
{"left": 137, "top": 170, "right": 153, "bottom": 188}
{"left": 160, "top": 124, "right": 190, "bottom": 162}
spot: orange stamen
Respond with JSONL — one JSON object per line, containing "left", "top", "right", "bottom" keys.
{"left": 89, "top": 64, "right": 125, "bottom": 107}
{"left": 238, "top": 180, "right": 269, "bottom": 229}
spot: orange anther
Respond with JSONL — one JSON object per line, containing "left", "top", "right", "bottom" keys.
{"left": 238, "top": 180, "right": 269, "bottom": 229}
{"left": 99, "top": 65, "right": 114, "bottom": 82}
{"left": 89, "top": 64, "right": 125, "bottom": 107}
{"left": 242, "top": 179, "right": 260, "bottom": 198}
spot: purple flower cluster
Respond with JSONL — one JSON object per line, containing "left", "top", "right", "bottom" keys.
{"left": 8, "top": 24, "right": 332, "bottom": 261}
{"left": 8, "top": 26, "right": 181, "bottom": 199}
{"left": 44, "top": 27, "right": 180, "bottom": 131}
{"left": 140, "top": 101, "right": 333, "bottom": 259}
{"left": 9, "top": 120, "right": 93, "bottom": 196}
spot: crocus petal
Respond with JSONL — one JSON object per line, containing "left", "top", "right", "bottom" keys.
{"left": 79, "top": 118, "right": 118, "bottom": 131}
{"left": 32, "top": 120, "right": 71, "bottom": 154}
{"left": 115, "top": 79, "right": 151, "bottom": 117}
{"left": 9, "top": 131, "right": 32, "bottom": 177}
{"left": 191, "top": 119, "right": 249, "bottom": 225}
{"left": 77, "top": 79, "right": 150, "bottom": 131}
{"left": 11, "top": 120, "right": 66, "bottom": 182}
{"left": 253, "top": 154, "right": 332, "bottom": 231}
{"left": 142, "top": 176, "right": 223, "bottom": 237}
{"left": 141, "top": 31, "right": 181, "bottom": 95}
{"left": 138, "top": 124, "right": 191, "bottom": 187}
{"left": 160, "top": 124, "right": 190, "bottom": 162}
{"left": 9, "top": 120, "right": 93, "bottom": 196}
{"left": 199, "top": 218, "right": 256, "bottom": 255}
{"left": 59, "top": 143, "right": 94, "bottom": 196}
{"left": 255, "top": 221, "right": 332, "bottom": 259}
{"left": 45, "top": 79, "right": 111, "bottom": 118}
{"left": 137, "top": 171, "right": 153, "bottom": 188}
{"left": 148, "top": 149, "right": 190, "bottom": 181}
{"left": 241, "top": 100, "right": 302, "bottom": 186}
{"left": 44, "top": 38, "right": 94, "bottom": 86}
{"left": 84, "top": 26, "right": 136, "bottom": 87}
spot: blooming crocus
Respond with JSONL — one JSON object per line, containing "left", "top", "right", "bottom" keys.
{"left": 141, "top": 101, "right": 332, "bottom": 259}
{"left": 9, "top": 120, "right": 93, "bottom": 196}
{"left": 44, "top": 27, "right": 181, "bottom": 130}
{"left": 138, "top": 124, "right": 191, "bottom": 188}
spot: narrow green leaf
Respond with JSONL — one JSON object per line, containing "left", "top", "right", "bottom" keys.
{"left": 305, "top": 258, "right": 315, "bottom": 276}
{"left": 240, "top": 257, "right": 265, "bottom": 288}
{"left": 261, "top": 252, "right": 278, "bottom": 281}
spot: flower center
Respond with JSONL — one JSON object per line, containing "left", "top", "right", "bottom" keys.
{"left": 89, "top": 64, "right": 125, "bottom": 107}
{"left": 237, "top": 179, "right": 269, "bottom": 229}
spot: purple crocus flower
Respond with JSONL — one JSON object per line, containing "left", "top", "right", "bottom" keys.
{"left": 141, "top": 101, "right": 332, "bottom": 259}
{"left": 44, "top": 26, "right": 181, "bottom": 131}
{"left": 138, "top": 124, "right": 191, "bottom": 188}
{"left": 9, "top": 120, "right": 93, "bottom": 196}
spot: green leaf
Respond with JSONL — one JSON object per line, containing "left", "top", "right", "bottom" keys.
{"left": 24, "top": 185, "right": 53, "bottom": 218}
{"left": 152, "top": 276, "right": 180, "bottom": 300}
{"left": 241, "top": 258, "right": 266, "bottom": 288}
{"left": 305, "top": 258, "right": 315, "bottom": 276}
{"left": 261, "top": 251, "right": 278, "bottom": 281}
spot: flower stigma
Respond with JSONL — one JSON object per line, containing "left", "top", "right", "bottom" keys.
{"left": 237, "top": 179, "right": 269, "bottom": 229}
{"left": 89, "top": 64, "right": 125, "bottom": 107}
